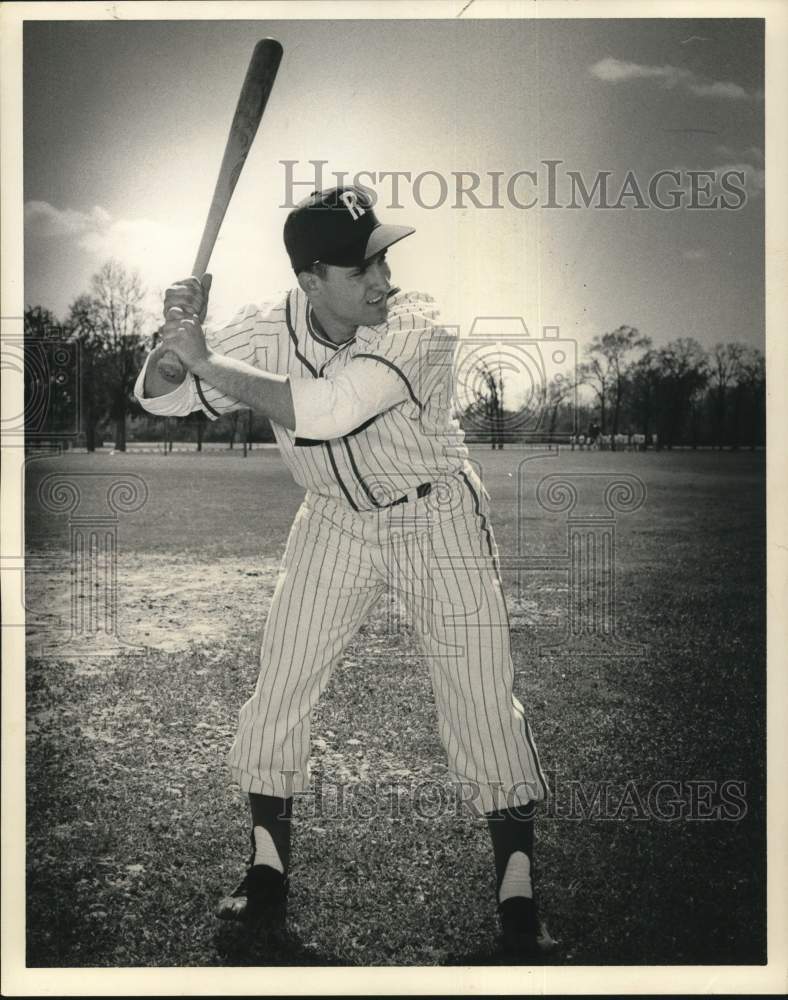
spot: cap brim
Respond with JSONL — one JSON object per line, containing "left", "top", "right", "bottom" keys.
{"left": 320, "top": 224, "right": 415, "bottom": 268}
{"left": 363, "top": 223, "right": 416, "bottom": 260}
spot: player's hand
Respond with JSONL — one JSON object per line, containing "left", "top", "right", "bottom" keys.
{"left": 159, "top": 313, "right": 211, "bottom": 371}
{"left": 163, "top": 274, "right": 213, "bottom": 324}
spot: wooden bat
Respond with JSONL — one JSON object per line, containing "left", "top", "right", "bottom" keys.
{"left": 157, "top": 38, "right": 284, "bottom": 380}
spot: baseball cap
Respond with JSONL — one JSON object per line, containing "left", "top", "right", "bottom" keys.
{"left": 283, "top": 186, "right": 415, "bottom": 274}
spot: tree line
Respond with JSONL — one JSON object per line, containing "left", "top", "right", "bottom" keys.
{"left": 468, "top": 325, "right": 765, "bottom": 450}
{"left": 24, "top": 260, "right": 764, "bottom": 452}
{"left": 23, "top": 260, "right": 273, "bottom": 451}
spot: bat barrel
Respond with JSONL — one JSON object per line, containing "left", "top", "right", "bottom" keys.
{"left": 190, "top": 37, "right": 284, "bottom": 278}
{"left": 159, "top": 38, "right": 283, "bottom": 381}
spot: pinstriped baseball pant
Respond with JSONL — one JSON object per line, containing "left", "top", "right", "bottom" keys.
{"left": 227, "top": 465, "right": 548, "bottom": 815}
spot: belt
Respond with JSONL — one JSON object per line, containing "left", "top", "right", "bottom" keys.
{"left": 386, "top": 482, "right": 432, "bottom": 508}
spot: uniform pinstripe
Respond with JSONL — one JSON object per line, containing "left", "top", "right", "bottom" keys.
{"left": 135, "top": 288, "right": 549, "bottom": 815}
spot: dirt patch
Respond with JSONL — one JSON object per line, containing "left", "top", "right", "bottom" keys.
{"left": 25, "top": 553, "right": 281, "bottom": 659}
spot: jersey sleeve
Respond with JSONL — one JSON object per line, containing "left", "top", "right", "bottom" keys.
{"left": 133, "top": 352, "right": 207, "bottom": 418}
{"left": 290, "top": 292, "right": 458, "bottom": 441}
{"left": 134, "top": 303, "right": 267, "bottom": 421}
{"left": 353, "top": 292, "right": 457, "bottom": 408}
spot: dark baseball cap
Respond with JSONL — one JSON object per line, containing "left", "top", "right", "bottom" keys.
{"left": 283, "top": 186, "right": 415, "bottom": 274}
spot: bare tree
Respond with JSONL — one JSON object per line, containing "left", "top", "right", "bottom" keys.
{"left": 68, "top": 261, "right": 150, "bottom": 451}
{"left": 471, "top": 360, "right": 505, "bottom": 448}
{"left": 653, "top": 338, "right": 709, "bottom": 449}
{"left": 545, "top": 371, "right": 577, "bottom": 439}
{"left": 627, "top": 349, "right": 660, "bottom": 447}
{"left": 228, "top": 411, "right": 242, "bottom": 449}
{"left": 67, "top": 294, "right": 110, "bottom": 453}
{"left": 708, "top": 342, "right": 745, "bottom": 448}
{"left": 731, "top": 346, "right": 765, "bottom": 450}
{"left": 580, "top": 326, "right": 651, "bottom": 448}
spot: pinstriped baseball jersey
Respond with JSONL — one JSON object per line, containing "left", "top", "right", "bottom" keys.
{"left": 171, "top": 288, "right": 469, "bottom": 510}
{"left": 134, "top": 284, "right": 548, "bottom": 815}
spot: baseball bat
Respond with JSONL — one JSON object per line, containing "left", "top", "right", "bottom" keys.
{"left": 157, "top": 38, "right": 284, "bottom": 381}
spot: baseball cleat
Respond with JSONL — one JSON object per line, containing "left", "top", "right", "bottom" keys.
{"left": 215, "top": 863, "right": 288, "bottom": 925}
{"left": 497, "top": 897, "right": 559, "bottom": 956}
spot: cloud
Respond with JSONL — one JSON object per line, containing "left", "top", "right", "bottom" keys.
{"left": 25, "top": 200, "right": 192, "bottom": 315}
{"left": 25, "top": 201, "right": 112, "bottom": 238}
{"left": 713, "top": 162, "right": 765, "bottom": 194}
{"left": 589, "top": 57, "right": 755, "bottom": 100}
{"left": 688, "top": 80, "right": 748, "bottom": 100}
{"left": 590, "top": 57, "right": 690, "bottom": 86}
{"left": 23, "top": 200, "right": 295, "bottom": 325}
{"left": 25, "top": 201, "right": 178, "bottom": 260}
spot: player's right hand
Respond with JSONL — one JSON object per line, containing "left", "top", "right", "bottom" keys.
{"left": 163, "top": 274, "right": 213, "bottom": 324}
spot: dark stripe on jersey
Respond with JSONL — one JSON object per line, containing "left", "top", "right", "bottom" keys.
{"left": 286, "top": 291, "right": 319, "bottom": 377}
{"left": 343, "top": 413, "right": 380, "bottom": 437}
{"left": 459, "top": 470, "right": 495, "bottom": 559}
{"left": 296, "top": 413, "right": 379, "bottom": 446}
{"left": 353, "top": 353, "right": 422, "bottom": 409}
{"left": 325, "top": 441, "right": 359, "bottom": 511}
{"left": 341, "top": 438, "right": 382, "bottom": 508}
{"left": 318, "top": 339, "right": 357, "bottom": 376}
{"left": 194, "top": 376, "right": 221, "bottom": 418}
{"left": 286, "top": 291, "right": 362, "bottom": 508}
{"left": 307, "top": 304, "right": 352, "bottom": 351}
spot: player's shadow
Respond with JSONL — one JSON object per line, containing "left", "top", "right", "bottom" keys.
{"left": 213, "top": 920, "right": 349, "bottom": 967}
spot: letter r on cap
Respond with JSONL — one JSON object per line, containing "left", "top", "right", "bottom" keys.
{"left": 340, "top": 191, "right": 365, "bottom": 221}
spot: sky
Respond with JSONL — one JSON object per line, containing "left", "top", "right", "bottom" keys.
{"left": 22, "top": 14, "right": 764, "bottom": 367}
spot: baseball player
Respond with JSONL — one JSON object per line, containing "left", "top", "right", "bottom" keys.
{"left": 135, "top": 185, "right": 555, "bottom": 956}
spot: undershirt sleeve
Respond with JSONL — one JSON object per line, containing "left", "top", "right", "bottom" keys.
{"left": 290, "top": 358, "right": 410, "bottom": 440}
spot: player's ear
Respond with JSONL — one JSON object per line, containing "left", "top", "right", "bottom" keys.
{"left": 297, "top": 270, "right": 321, "bottom": 297}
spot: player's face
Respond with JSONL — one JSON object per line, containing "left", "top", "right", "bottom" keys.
{"left": 311, "top": 252, "right": 393, "bottom": 337}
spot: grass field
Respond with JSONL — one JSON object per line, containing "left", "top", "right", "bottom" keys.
{"left": 22, "top": 446, "right": 766, "bottom": 967}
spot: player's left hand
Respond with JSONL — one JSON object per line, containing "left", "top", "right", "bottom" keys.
{"left": 159, "top": 314, "right": 211, "bottom": 371}
{"left": 163, "top": 274, "right": 213, "bottom": 323}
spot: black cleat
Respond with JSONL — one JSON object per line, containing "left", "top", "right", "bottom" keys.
{"left": 498, "top": 897, "right": 559, "bottom": 957}
{"left": 215, "top": 863, "right": 288, "bottom": 925}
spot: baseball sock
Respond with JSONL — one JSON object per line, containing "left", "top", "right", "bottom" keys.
{"left": 486, "top": 802, "right": 536, "bottom": 904}
{"left": 498, "top": 851, "right": 533, "bottom": 903}
{"left": 249, "top": 793, "right": 292, "bottom": 873}
{"left": 253, "top": 826, "right": 284, "bottom": 873}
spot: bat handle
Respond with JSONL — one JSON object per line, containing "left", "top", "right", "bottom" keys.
{"left": 156, "top": 268, "right": 208, "bottom": 382}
